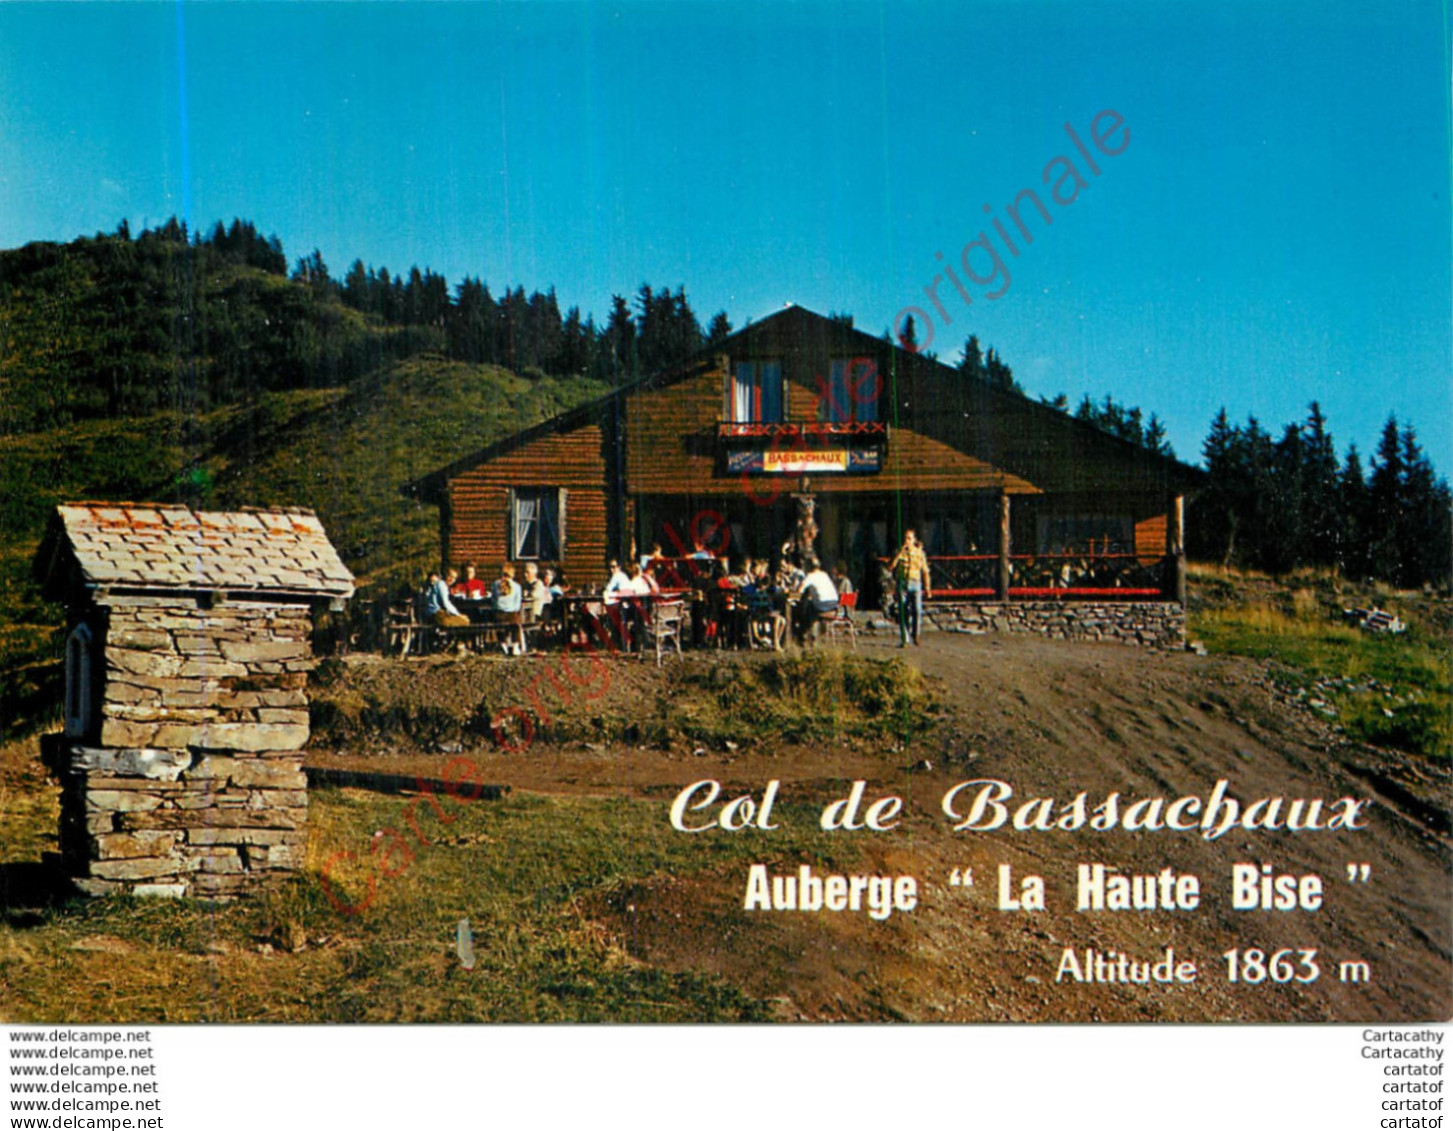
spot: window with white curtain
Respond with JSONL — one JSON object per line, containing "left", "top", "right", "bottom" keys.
{"left": 730, "top": 361, "right": 784, "bottom": 423}
{"left": 510, "top": 488, "right": 565, "bottom": 559}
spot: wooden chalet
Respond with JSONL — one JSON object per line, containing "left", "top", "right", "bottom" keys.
{"left": 405, "top": 305, "right": 1202, "bottom": 613}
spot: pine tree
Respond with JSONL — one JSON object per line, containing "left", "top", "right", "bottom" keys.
{"left": 958, "top": 334, "right": 985, "bottom": 381}
{"left": 1397, "top": 424, "right": 1450, "bottom": 588}
{"left": 597, "top": 294, "right": 636, "bottom": 386}
{"left": 897, "top": 314, "right": 919, "bottom": 354}
{"left": 1367, "top": 416, "right": 1405, "bottom": 583}
{"left": 1300, "top": 402, "right": 1341, "bottom": 568}
{"left": 706, "top": 311, "right": 733, "bottom": 344}
{"left": 342, "top": 260, "right": 372, "bottom": 313}
{"left": 1268, "top": 422, "right": 1307, "bottom": 572}
{"left": 1144, "top": 415, "right": 1173, "bottom": 457}
{"left": 1338, "top": 444, "right": 1368, "bottom": 578}
{"left": 1196, "top": 408, "right": 1241, "bottom": 566}
{"left": 983, "top": 347, "right": 1020, "bottom": 392}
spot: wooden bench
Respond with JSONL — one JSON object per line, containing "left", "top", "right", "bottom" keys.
{"left": 387, "top": 607, "right": 545, "bottom": 656}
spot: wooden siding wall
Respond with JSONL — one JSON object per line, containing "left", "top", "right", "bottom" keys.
{"left": 445, "top": 426, "right": 612, "bottom": 584}
{"left": 624, "top": 364, "right": 724, "bottom": 492}
{"left": 433, "top": 311, "right": 1194, "bottom": 582}
{"left": 1135, "top": 513, "right": 1168, "bottom": 563}
{"left": 623, "top": 362, "right": 1039, "bottom": 497}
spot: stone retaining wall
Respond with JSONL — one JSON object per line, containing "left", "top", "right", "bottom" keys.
{"left": 55, "top": 595, "right": 316, "bottom": 899}
{"left": 924, "top": 600, "right": 1186, "bottom": 649}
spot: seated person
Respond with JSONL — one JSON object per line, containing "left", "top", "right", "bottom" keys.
{"left": 729, "top": 557, "right": 755, "bottom": 588}
{"left": 492, "top": 563, "right": 527, "bottom": 654}
{"left": 521, "top": 562, "right": 549, "bottom": 620}
{"left": 613, "top": 562, "right": 654, "bottom": 649}
{"left": 639, "top": 542, "right": 665, "bottom": 572}
{"left": 689, "top": 539, "right": 715, "bottom": 561}
{"left": 832, "top": 561, "right": 855, "bottom": 597}
{"left": 603, "top": 559, "right": 629, "bottom": 605}
{"left": 423, "top": 571, "right": 469, "bottom": 628}
{"left": 776, "top": 550, "right": 805, "bottom": 591}
{"left": 745, "top": 585, "right": 787, "bottom": 651}
{"left": 452, "top": 563, "right": 488, "bottom": 600}
{"left": 793, "top": 556, "right": 840, "bottom": 644}
{"left": 542, "top": 567, "right": 568, "bottom": 619}
{"left": 621, "top": 561, "right": 654, "bottom": 597}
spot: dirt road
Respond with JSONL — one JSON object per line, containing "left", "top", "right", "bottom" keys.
{"left": 311, "top": 632, "right": 1452, "bottom": 1021}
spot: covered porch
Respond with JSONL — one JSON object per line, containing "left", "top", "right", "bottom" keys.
{"left": 631, "top": 486, "right": 1188, "bottom": 607}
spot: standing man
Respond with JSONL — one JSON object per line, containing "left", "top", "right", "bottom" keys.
{"left": 889, "top": 529, "right": 931, "bottom": 647}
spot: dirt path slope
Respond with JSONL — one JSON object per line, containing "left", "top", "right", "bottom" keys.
{"left": 311, "top": 631, "right": 1451, "bottom": 1022}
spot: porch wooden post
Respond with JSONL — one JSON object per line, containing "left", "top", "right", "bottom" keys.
{"left": 1166, "top": 493, "right": 1187, "bottom": 604}
{"left": 996, "top": 491, "right": 1012, "bottom": 601}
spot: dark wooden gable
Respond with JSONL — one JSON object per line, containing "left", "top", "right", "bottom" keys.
{"left": 407, "top": 305, "right": 1202, "bottom": 574}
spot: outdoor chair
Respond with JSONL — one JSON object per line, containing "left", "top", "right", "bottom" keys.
{"left": 387, "top": 600, "right": 437, "bottom": 656}
{"left": 642, "top": 598, "right": 686, "bottom": 666}
{"left": 822, "top": 591, "right": 859, "bottom": 650}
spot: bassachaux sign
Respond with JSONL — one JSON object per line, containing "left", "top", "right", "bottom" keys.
{"left": 727, "top": 448, "right": 882, "bottom": 474}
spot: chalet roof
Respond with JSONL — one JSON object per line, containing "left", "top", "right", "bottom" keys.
{"left": 404, "top": 304, "right": 1204, "bottom": 502}
{"left": 36, "top": 503, "right": 355, "bottom": 601}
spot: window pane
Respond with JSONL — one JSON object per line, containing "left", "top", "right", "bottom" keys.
{"left": 513, "top": 490, "right": 563, "bottom": 559}
{"left": 852, "top": 358, "right": 878, "bottom": 422}
{"left": 733, "top": 364, "right": 755, "bottom": 423}
{"left": 824, "top": 359, "right": 850, "bottom": 423}
{"left": 759, "top": 362, "right": 783, "bottom": 422}
{"left": 538, "top": 491, "right": 560, "bottom": 560}
{"left": 514, "top": 494, "right": 539, "bottom": 558}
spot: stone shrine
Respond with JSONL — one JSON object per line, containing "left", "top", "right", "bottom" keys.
{"left": 33, "top": 503, "right": 354, "bottom": 898}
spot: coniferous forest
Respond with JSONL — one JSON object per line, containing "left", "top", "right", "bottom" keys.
{"left": 0, "top": 218, "right": 1448, "bottom": 589}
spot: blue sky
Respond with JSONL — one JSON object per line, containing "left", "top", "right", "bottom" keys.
{"left": 0, "top": 1, "right": 1447, "bottom": 468}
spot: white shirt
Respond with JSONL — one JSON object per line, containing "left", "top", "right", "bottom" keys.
{"left": 801, "top": 569, "right": 838, "bottom": 605}
{"left": 621, "top": 575, "right": 653, "bottom": 597}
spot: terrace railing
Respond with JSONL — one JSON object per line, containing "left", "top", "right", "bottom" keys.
{"left": 648, "top": 552, "right": 1170, "bottom": 602}
{"left": 882, "top": 554, "right": 1169, "bottom": 600}
{"left": 716, "top": 421, "right": 889, "bottom": 440}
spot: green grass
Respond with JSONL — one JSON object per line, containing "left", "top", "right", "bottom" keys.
{"left": 308, "top": 650, "right": 946, "bottom": 754}
{"left": 215, "top": 358, "right": 608, "bottom": 595}
{"left": 671, "top": 651, "right": 943, "bottom": 748}
{"left": 1, "top": 779, "right": 866, "bottom": 1023}
{"left": 1191, "top": 600, "right": 1452, "bottom": 758}
{"left": 0, "top": 357, "right": 611, "bottom": 743}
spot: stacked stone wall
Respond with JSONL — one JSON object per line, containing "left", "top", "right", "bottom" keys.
{"left": 59, "top": 595, "right": 316, "bottom": 898}
{"left": 925, "top": 600, "right": 1186, "bottom": 649}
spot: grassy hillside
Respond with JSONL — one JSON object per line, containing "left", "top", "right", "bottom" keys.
{"left": 0, "top": 357, "right": 608, "bottom": 737}
{"left": 211, "top": 355, "right": 607, "bottom": 587}
{"left": 1188, "top": 565, "right": 1451, "bottom": 758}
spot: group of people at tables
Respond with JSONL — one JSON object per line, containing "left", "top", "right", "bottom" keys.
{"left": 418, "top": 543, "right": 855, "bottom": 655}
{"left": 421, "top": 562, "right": 565, "bottom": 655}
{"left": 611, "top": 542, "right": 853, "bottom": 651}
